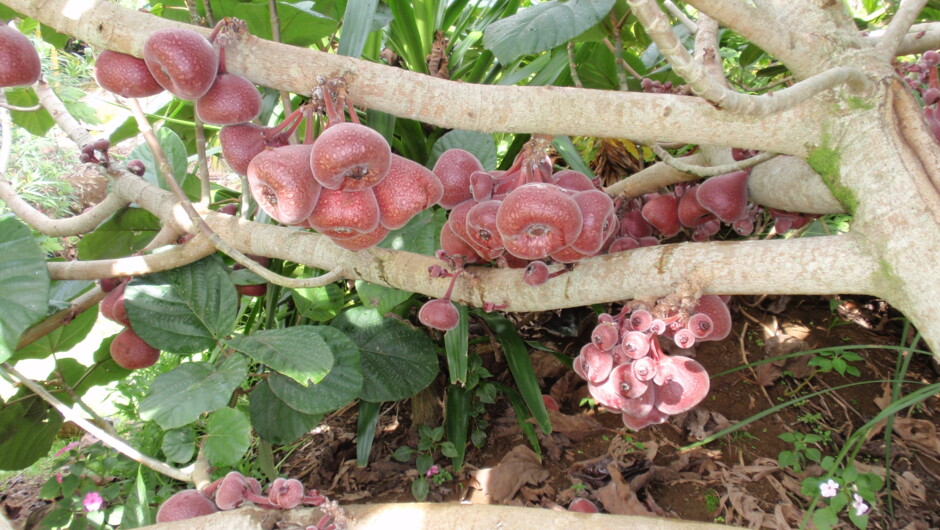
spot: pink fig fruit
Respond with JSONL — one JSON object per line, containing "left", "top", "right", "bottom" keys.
{"left": 654, "top": 355, "right": 710, "bottom": 415}
{"left": 195, "top": 73, "right": 262, "bottom": 125}
{"left": 373, "top": 155, "right": 444, "bottom": 229}
{"left": 464, "top": 200, "right": 505, "bottom": 260}
{"left": 94, "top": 50, "right": 163, "bottom": 97}
{"left": 695, "top": 170, "right": 750, "bottom": 223}
{"left": 306, "top": 188, "right": 380, "bottom": 237}
{"left": 496, "top": 183, "right": 583, "bottom": 260}
{"left": 247, "top": 144, "right": 321, "bottom": 225}
{"left": 433, "top": 149, "right": 484, "bottom": 209}
{"left": 0, "top": 25, "right": 41, "bottom": 87}
{"left": 640, "top": 194, "right": 680, "bottom": 238}
{"left": 143, "top": 28, "right": 218, "bottom": 100}
{"left": 310, "top": 122, "right": 391, "bottom": 190}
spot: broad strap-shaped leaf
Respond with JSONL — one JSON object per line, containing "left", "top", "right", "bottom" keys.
{"left": 125, "top": 255, "right": 238, "bottom": 354}
{"left": 203, "top": 407, "right": 251, "bottom": 468}
{"left": 249, "top": 380, "right": 322, "bottom": 445}
{"left": 268, "top": 327, "right": 362, "bottom": 415}
{"left": 483, "top": 0, "right": 616, "bottom": 65}
{"left": 76, "top": 207, "right": 160, "bottom": 261}
{"left": 139, "top": 354, "right": 248, "bottom": 429}
{"left": 0, "top": 214, "right": 51, "bottom": 363}
{"left": 332, "top": 306, "right": 438, "bottom": 402}
{"left": 444, "top": 303, "right": 469, "bottom": 384}
{"left": 337, "top": 0, "right": 379, "bottom": 58}
{"left": 225, "top": 326, "right": 334, "bottom": 387}
{"left": 428, "top": 130, "right": 497, "bottom": 171}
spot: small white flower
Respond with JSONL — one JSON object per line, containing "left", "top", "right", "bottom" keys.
{"left": 819, "top": 478, "right": 839, "bottom": 498}
{"left": 852, "top": 493, "right": 870, "bottom": 516}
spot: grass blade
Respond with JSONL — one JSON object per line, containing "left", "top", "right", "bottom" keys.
{"left": 356, "top": 400, "right": 382, "bottom": 466}
{"left": 478, "top": 312, "right": 551, "bottom": 434}
{"left": 337, "top": 0, "right": 379, "bottom": 58}
{"left": 444, "top": 303, "right": 469, "bottom": 384}
{"left": 444, "top": 384, "right": 470, "bottom": 470}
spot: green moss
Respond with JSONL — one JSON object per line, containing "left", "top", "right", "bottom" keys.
{"left": 807, "top": 137, "right": 858, "bottom": 214}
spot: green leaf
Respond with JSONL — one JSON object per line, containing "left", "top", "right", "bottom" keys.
{"left": 428, "top": 130, "right": 497, "bottom": 171}
{"left": 0, "top": 214, "right": 51, "bottom": 363}
{"left": 355, "top": 280, "right": 412, "bottom": 315}
{"left": 478, "top": 313, "right": 550, "bottom": 434}
{"left": 204, "top": 407, "right": 251, "bottom": 468}
{"left": 0, "top": 394, "right": 63, "bottom": 470}
{"left": 380, "top": 208, "right": 447, "bottom": 256}
{"left": 161, "top": 426, "right": 196, "bottom": 463}
{"left": 444, "top": 304, "right": 469, "bottom": 384}
{"left": 268, "top": 327, "right": 363, "bottom": 415}
{"left": 444, "top": 385, "right": 469, "bottom": 470}
{"left": 356, "top": 400, "right": 382, "bottom": 466}
{"left": 332, "top": 306, "right": 438, "bottom": 402}
{"left": 122, "top": 466, "right": 153, "bottom": 528}
{"left": 139, "top": 355, "right": 248, "bottom": 429}
{"left": 552, "top": 136, "right": 594, "bottom": 177}
{"left": 338, "top": 0, "right": 379, "bottom": 58}
{"left": 738, "top": 43, "right": 765, "bottom": 68}
{"left": 411, "top": 476, "right": 429, "bottom": 501}
{"left": 225, "top": 326, "right": 334, "bottom": 386}
{"left": 5, "top": 87, "right": 54, "bottom": 136}
{"left": 130, "top": 127, "right": 188, "bottom": 193}
{"left": 212, "top": 0, "right": 338, "bottom": 47}
{"left": 813, "top": 508, "right": 839, "bottom": 530}
{"left": 415, "top": 453, "right": 433, "bottom": 474}
{"left": 125, "top": 255, "right": 238, "bottom": 354}
{"left": 292, "top": 281, "right": 345, "bottom": 322}
{"left": 76, "top": 207, "right": 161, "bottom": 261}
{"left": 13, "top": 304, "right": 96, "bottom": 361}
{"left": 249, "top": 380, "right": 322, "bottom": 445}
{"left": 483, "top": 0, "right": 616, "bottom": 64}
{"left": 391, "top": 445, "right": 414, "bottom": 462}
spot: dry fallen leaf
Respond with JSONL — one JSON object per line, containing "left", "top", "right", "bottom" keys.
{"left": 596, "top": 463, "right": 656, "bottom": 517}
{"left": 470, "top": 445, "right": 548, "bottom": 504}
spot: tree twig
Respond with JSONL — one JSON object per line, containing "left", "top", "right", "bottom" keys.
{"left": 649, "top": 144, "right": 779, "bottom": 177}
{"left": 609, "top": 12, "right": 630, "bottom": 91}
{"left": 876, "top": 0, "right": 929, "bottom": 60}
{"left": 16, "top": 286, "right": 107, "bottom": 350}
{"left": 663, "top": 0, "right": 697, "bottom": 33}
{"left": 47, "top": 233, "right": 218, "bottom": 280}
{"left": 888, "top": 22, "right": 940, "bottom": 56}
{"left": 0, "top": 101, "right": 41, "bottom": 112}
{"left": 54, "top": 359, "right": 121, "bottom": 438}
{"left": 628, "top": 0, "right": 871, "bottom": 116}
{"left": 0, "top": 362, "right": 193, "bottom": 483}
{"left": 567, "top": 42, "right": 582, "bottom": 88}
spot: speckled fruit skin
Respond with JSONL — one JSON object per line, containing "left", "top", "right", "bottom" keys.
{"left": 100, "top": 282, "right": 130, "bottom": 327}
{"left": 0, "top": 25, "right": 41, "bottom": 87}
{"left": 305, "top": 187, "right": 380, "bottom": 237}
{"left": 94, "top": 50, "right": 164, "bottom": 97}
{"left": 329, "top": 226, "right": 389, "bottom": 251}
{"left": 310, "top": 123, "right": 392, "bottom": 190}
{"left": 569, "top": 189, "right": 616, "bottom": 255}
{"left": 433, "top": 149, "right": 484, "bottom": 209}
{"left": 418, "top": 298, "right": 459, "bottom": 331}
{"left": 373, "top": 155, "right": 443, "bottom": 229}
{"left": 464, "top": 199, "right": 504, "bottom": 260}
{"left": 195, "top": 73, "right": 262, "bottom": 125}
{"left": 110, "top": 328, "right": 161, "bottom": 370}
{"left": 143, "top": 28, "right": 218, "bottom": 100}
{"left": 496, "top": 183, "right": 583, "bottom": 260}
{"left": 247, "top": 144, "right": 321, "bottom": 226}
{"left": 220, "top": 123, "right": 289, "bottom": 176}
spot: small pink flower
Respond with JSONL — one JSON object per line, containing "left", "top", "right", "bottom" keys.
{"left": 83, "top": 491, "right": 104, "bottom": 512}
{"left": 425, "top": 465, "right": 439, "bottom": 479}
{"left": 819, "top": 478, "right": 839, "bottom": 498}
{"left": 852, "top": 493, "right": 869, "bottom": 517}
{"left": 55, "top": 474, "right": 63, "bottom": 484}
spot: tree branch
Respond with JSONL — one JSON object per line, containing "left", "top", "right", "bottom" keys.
{"left": 693, "top": 13, "right": 726, "bottom": 88}
{"left": 16, "top": 286, "right": 107, "bottom": 350}
{"left": 649, "top": 144, "right": 779, "bottom": 177}
{"left": 0, "top": 362, "right": 193, "bottom": 483}
{"left": 627, "top": 0, "right": 871, "bottom": 116}
{"left": 889, "top": 22, "right": 940, "bottom": 56}
{"left": 604, "top": 152, "right": 705, "bottom": 197}
{"left": 875, "top": 0, "right": 929, "bottom": 60}
{"left": 683, "top": 0, "right": 795, "bottom": 68}
{"left": 4, "top": 0, "right": 822, "bottom": 156}
{"left": 47, "top": 234, "right": 218, "bottom": 280}
{"left": 34, "top": 79, "right": 94, "bottom": 147}
{"left": 663, "top": 0, "right": 696, "bottom": 33}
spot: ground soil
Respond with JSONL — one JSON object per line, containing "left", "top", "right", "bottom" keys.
{"left": 3, "top": 296, "right": 938, "bottom": 529}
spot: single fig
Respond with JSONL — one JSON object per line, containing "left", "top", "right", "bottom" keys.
{"left": 373, "top": 155, "right": 443, "bottom": 229}
{"left": 195, "top": 73, "right": 262, "bottom": 125}
{"left": 247, "top": 144, "right": 321, "bottom": 225}
{"left": 143, "top": 28, "right": 218, "bottom": 100}
{"left": 570, "top": 190, "right": 616, "bottom": 255}
{"left": 0, "top": 25, "right": 41, "bottom": 87}
{"left": 110, "top": 328, "right": 160, "bottom": 370}
{"left": 418, "top": 298, "right": 459, "bottom": 331}
{"left": 433, "top": 149, "right": 483, "bottom": 209}
{"left": 306, "top": 187, "right": 380, "bottom": 237}
{"left": 640, "top": 194, "right": 680, "bottom": 238}
{"left": 464, "top": 200, "right": 505, "bottom": 260}
{"left": 156, "top": 490, "right": 217, "bottom": 523}
{"left": 329, "top": 226, "right": 389, "bottom": 251}
{"left": 496, "top": 183, "right": 583, "bottom": 260}
{"left": 310, "top": 122, "right": 391, "bottom": 190}
{"left": 653, "top": 355, "right": 710, "bottom": 415}
{"left": 220, "top": 123, "right": 291, "bottom": 176}
{"left": 94, "top": 50, "right": 163, "bottom": 97}
{"left": 695, "top": 170, "right": 750, "bottom": 223}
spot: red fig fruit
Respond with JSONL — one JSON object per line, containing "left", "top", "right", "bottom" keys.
{"left": 570, "top": 190, "right": 616, "bottom": 255}
{"left": 464, "top": 200, "right": 505, "bottom": 260}
{"left": 220, "top": 123, "right": 291, "bottom": 177}
{"left": 418, "top": 298, "right": 459, "bottom": 331}
{"left": 640, "top": 194, "right": 680, "bottom": 238}
{"left": 110, "top": 328, "right": 160, "bottom": 370}
{"left": 94, "top": 50, "right": 164, "bottom": 97}
{"left": 195, "top": 73, "right": 262, "bottom": 125}
{"left": 310, "top": 122, "right": 391, "bottom": 190}
{"left": 306, "top": 188, "right": 380, "bottom": 237}
{"left": 695, "top": 170, "right": 750, "bottom": 223}
{"left": 692, "top": 295, "right": 732, "bottom": 341}
{"left": 568, "top": 498, "right": 599, "bottom": 513}
{"left": 552, "top": 169, "right": 595, "bottom": 193}
{"left": 247, "top": 144, "right": 321, "bottom": 225}
{"left": 0, "top": 25, "right": 41, "bottom": 87}
{"left": 433, "top": 149, "right": 483, "bottom": 209}
{"left": 156, "top": 490, "right": 217, "bottom": 523}
{"left": 373, "top": 155, "right": 443, "bottom": 229}
{"left": 143, "top": 28, "right": 218, "bottom": 100}
{"left": 496, "top": 184, "right": 583, "bottom": 260}
{"left": 440, "top": 223, "right": 481, "bottom": 264}
{"left": 654, "top": 355, "right": 710, "bottom": 415}
{"left": 677, "top": 185, "right": 715, "bottom": 228}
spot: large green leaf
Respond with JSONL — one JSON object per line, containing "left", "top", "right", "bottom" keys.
{"left": 225, "top": 326, "right": 334, "bottom": 386}
{"left": 5, "top": 88, "right": 54, "bottom": 136}
{"left": 0, "top": 393, "right": 63, "bottom": 470}
{"left": 209, "top": 0, "right": 338, "bottom": 47}
{"left": 203, "top": 407, "right": 251, "bottom": 467}
{"left": 13, "top": 304, "right": 97, "bottom": 361}
{"left": 249, "top": 380, "right": 322, "bottom": 445}
{"left": 427, "top": 130, "right": 497, "bottom": 171}
{"left": 139, "top": 355, "right": 248, "bottom": 429}
{"left": 76, "top": 207, "right": 160, "bottom": 261}
{"left": 483, "top": 0, "right": 616, "bottom": 64}
{"left": 332, "top": 306, "right": 438, "bottom": 402}
{"left": 0, "top": 214, "right": 51, "bottom": 363}
{"left": 292, "top": 281, "right": 345, "bottom": 322}
{"left": 130, "top": 126, "right": 188, "bottom": 193}
{"left": 268, "top": 327, "right": 362, "bottom": 415}
{"left": 125, "top": 255, "right": 238, "bottom": 354}
{"left": 161, "top": 426, "right": 196, "bottom": 464}
{"left": 355, "top": 280, "right": 411, "bottom": 316}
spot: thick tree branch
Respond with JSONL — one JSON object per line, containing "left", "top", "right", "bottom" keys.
{"left": 890, "top": 23, "right": 940, "bottom": 56}
{"left": 0, "top": 363, "right": 193, "bottom": 483}
{"left": 47, "top": 234, "right": 217, "bottom": 280}
{"left": 683, "top": 0, "right": 796, "bottom": 68}
{"left": 4, "top": 0, "right": 822, "bottom": 156}
{"left": 876, "top": 0, "right": 929, "bottom": 60}
{"left": 628, "top": 0, "right": 871, "bottom": 116}
{"left": 693, "top": 13, "right": 725, "bottom": 88}
{"left": 16, "top": 286, "right": 107, "bottom": 350}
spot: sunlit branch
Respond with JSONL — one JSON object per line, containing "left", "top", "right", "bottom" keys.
{"left": 0, "top": 362, "right": 193, "bottom": 483}
{"left": 47, "top": 234, "right": 217, "bottom": 280}
{"left": 683, "top": 0, "right": 793, "bottom": 66}
{"left": 663, "top": 0, "right": 696, "bottom": 33}
{"left": 875, "top": 0, "right": 929, "bottom": 60}
{"left": 628, "top": 0, "right": 871, "bottom": 116}
{"left": 650, "top": 144, "right": 779, "bottom": 177}
{"left": 16, "top": 286, "right": 107, "bottom": 350}
{"left": 890, "top": 22, "right": 940, "bottom": 56}
{"left": 604, "top": 152, "right": 704, "bottom": 197}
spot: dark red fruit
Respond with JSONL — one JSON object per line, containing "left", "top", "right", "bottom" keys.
{"left": 126, "top": 159, "right": 146, "bottom": 176}
{"left": 464, "top": 200, "right": 505, "bottom": 260}
{"left": 329, "top": 226, "right": 389, "bottom": 251}
{"left": 439, "top": 223, "right": 481, "bottom": 264}
{"left": 496, "top": 183, "right": 583, "bottom": 260}
{"left": 0, "top": 25, "right": 41, "bottom": 87}
{"left": 696, "top": 170, "right": 750, "bottom": 223}
{"left": 100, "top": 282, "right": 130, "bottom": 327}
{"left": 99, "top": 277, "right": 123, "bottom": 293}
{"left": 94, "top": 50, "right": 163, "bottom": 97}
{"left": 523, "top": 260, "right": 549, "bottom": 286}
{"left": 195, "top": 73, "right": 262, "bottom": 125}
{"left": 310, "top": 123, "right": 391, "bottom": 190}
{"left": 156, "top": 490, "right": 217, "bottom": 523}
{"left": 306, "top": 188, "right": 380, "bottom": 237}
{"left": 247, "top": 144, "right": 321, "bottom": 225}
{"left": 418, "top": 298, "right": 459, "bottom": 331}
{"left": 143, "top": 28, "right": 218, "bottom": 100}
{"left": 570, "top": 190, "right": 616, "bottom": 255}
{"left": 542, "top": 394, "right": 561, "bottom": 412}
{"left": 220, "top": 123, "right": 291, "bottom": 177}
{"left": 110, "top": 328, "right": 160, "bottom": 370}
{"left": 433, "top": 149, "right": 484, "bottom": 209}
{"left": 236, "top": 283, "right": 267, "bottom": 297}
{"left": 373, "top": 155, "right": 443, "bottom": 229}
{"left": 641, "top": 194, "right": 680, "bottom": 238}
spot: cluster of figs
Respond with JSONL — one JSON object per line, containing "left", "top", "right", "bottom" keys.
{"left": 98, "top": 277, "right": 162, "bottom": 370}
{"left": 903, "top": 50, "right": 940, "bottom": 142}
{"left": 575, "top": 295, "right": 732, "bottom": 430}
{"left": 157, "top": 471, "right": 336, "bottom": 529}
